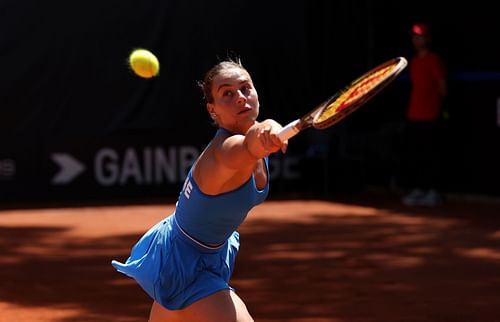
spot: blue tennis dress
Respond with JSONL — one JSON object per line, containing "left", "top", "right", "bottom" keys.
{"left": 111, "top": 128, "right": 269, "bottom": 310}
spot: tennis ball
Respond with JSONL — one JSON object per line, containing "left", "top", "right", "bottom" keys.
{"left": 129, "top": 49, "right": 159, "bottom": 78}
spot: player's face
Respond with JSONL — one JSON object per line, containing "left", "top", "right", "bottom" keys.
{"left": 207, "top": 67, "right": 259, "bottom": 133}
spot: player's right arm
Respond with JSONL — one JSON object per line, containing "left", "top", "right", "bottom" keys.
{"left": 220, "top": 119, "right": 287, "bottom": 166}
{"left": 193, "top": 120, "right": 287, "bottom": 195}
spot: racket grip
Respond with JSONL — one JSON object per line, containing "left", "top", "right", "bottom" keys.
{"left": 278, "top": 119, "right": 301, "bottom": 142}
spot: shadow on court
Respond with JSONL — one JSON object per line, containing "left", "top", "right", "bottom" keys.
{"left": 0, "top": 198, "right": 499, "bottom": 321}
{"left": 236, "top": 200, "right": 500, "bottom": 322}
{"left": 0, "top": 225, "right": 151, "bottom": 322}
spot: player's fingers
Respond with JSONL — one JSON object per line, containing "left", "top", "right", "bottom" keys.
{"left": 280, "top": 140, "right": 288, "bottom": 154}
{"left": 270, "top": 132, "right": 287, "bottom": 154}
{"left": 259, "top": 127, "right": 266, "bottom": 140}
{"left": 269, "top": 133, "right": 282, "bottom": 147}
{"left": 259, "top": 127, "right": 272, "bottom": 152}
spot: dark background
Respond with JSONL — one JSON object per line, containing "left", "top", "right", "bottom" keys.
{"left": 1, "top": 0, "right": 500, "bottom": 204}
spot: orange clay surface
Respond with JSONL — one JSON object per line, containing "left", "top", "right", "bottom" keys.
{"left": 1, "top": 196, "right": 500, "bottom": 322}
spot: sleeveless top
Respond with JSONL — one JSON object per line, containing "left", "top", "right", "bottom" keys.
{"left": 174, "top": 128, "right": 270, "bottom": 245}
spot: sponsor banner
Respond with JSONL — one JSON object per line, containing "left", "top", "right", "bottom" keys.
{"left": 0, "top": 133, "right": 305, "bottom": 203}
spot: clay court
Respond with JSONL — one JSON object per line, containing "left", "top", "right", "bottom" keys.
{"left": 1, "top": 195, "right": 499, "bottom": 322}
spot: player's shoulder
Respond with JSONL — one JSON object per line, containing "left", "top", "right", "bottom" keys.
{"left": 212, "top": 129, "right": 244, "bottom": 148}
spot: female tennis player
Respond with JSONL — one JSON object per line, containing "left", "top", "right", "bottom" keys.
{"left": 112, "top": 59, "right": 287, "bottom": 322}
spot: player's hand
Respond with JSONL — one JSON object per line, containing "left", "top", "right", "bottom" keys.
{"left": 258, "top": 119, "right": 288, "bottom": 154}
{"left": 246, "top": 120, "right": 288, "bottom": 159}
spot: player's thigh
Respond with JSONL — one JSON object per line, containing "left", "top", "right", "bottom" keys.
{"left": 148, "top": 290, "right": 253, "bottom": 322}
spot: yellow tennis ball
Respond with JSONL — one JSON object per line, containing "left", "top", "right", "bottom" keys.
{"left": 129, "top": 49, "right": 159, "bottom": 78}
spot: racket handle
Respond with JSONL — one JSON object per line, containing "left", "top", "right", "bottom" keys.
{"left": 278, "top": 119, "right": 301, "bottom": 142}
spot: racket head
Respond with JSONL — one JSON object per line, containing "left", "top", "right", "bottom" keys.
{"left": 312, "top": 57, "right": 408, "bottom": 129}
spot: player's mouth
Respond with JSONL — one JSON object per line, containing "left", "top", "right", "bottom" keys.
{"left": 238, "top": 107, "right": 252, "bottom": 115}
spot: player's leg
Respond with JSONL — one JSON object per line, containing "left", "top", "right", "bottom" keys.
{"left": 148, "top": 289, "right": 253, "bottom": 322}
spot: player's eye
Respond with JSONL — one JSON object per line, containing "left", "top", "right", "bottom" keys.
{"left": 240, "top": 85, "right": 250, "bottom": 93}
{"left": 223, "top": 90, "right": 233, "bottom": 97}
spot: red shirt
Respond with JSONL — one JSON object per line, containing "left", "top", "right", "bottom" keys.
{"left": 407, "top": 52, "right": 446, "bottom": 121}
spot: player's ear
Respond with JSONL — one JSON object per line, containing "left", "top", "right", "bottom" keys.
{"left": 207, "top": 103, "right": 217, "bottom": 119}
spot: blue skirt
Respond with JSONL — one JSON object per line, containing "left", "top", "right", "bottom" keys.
{"left": 111, "top": 214, "right": 240, "bottom": 310}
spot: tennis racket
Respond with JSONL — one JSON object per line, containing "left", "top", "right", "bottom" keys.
{"left": 278, "top": 57, "right": 408, "bottom": 141}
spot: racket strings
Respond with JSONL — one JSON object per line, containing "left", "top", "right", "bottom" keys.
{"left": 314, "top": 62, "right": 399, "bottom": 125}
{"left": 335, "top": 65, "right": 395, "bottom": 111}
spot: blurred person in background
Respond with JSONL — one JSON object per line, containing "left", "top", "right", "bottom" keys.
{"left": 402, "top": 22, "right": 447, "bottom": 207}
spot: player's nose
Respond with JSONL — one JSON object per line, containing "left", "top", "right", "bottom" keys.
{"left": 236, "top": 90, "right": 247, "bottom": 105}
